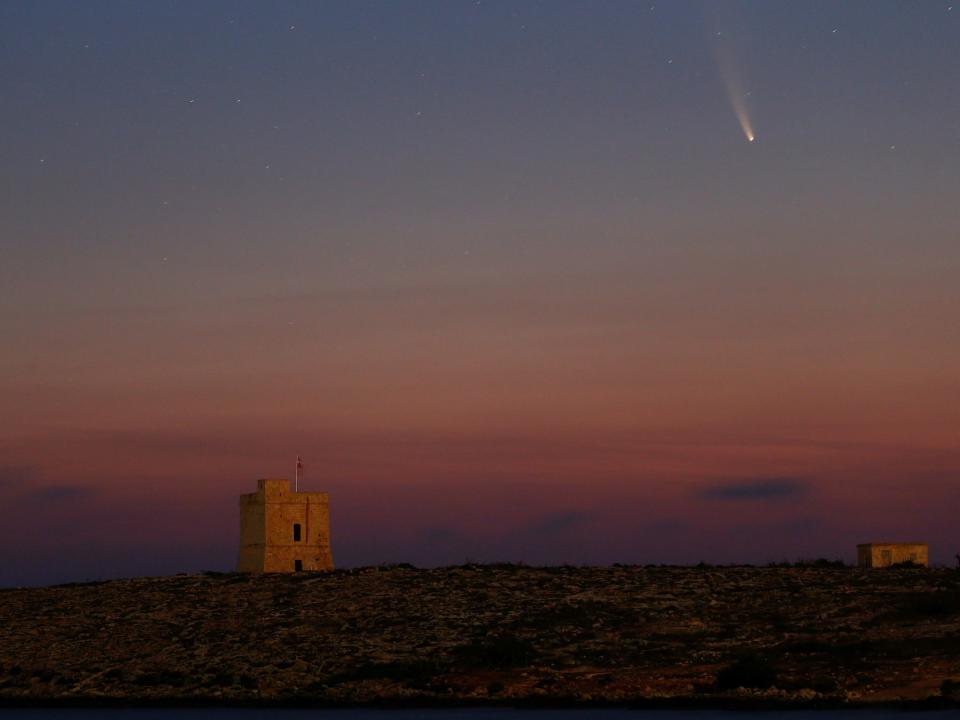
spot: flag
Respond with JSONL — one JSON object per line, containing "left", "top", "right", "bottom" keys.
{"left": 297, "top": 456, "right": 303, "bottom": 473}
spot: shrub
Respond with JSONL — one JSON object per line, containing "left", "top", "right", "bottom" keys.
{"left": 791, "top": 558, "right": 846, "bottom": 568}
{"left": 890, "top": 560, "right": 923, "bottom": 569}
{"left": 455, "top": 635, "right": 535, "bottom": 669}
{"left": 716, "top": 654, "right": 777, "bottom": 690}
{"left": 902, "top": 590, "right": 960, "bottom": 617}
{"left": 812, "top": 676, "right": 838, "bottom": 693}
{"left": 334, "top": 658, "right": 447, "bottom": 684}
{"left": 378, "top": 562, "right": 417, "bottom": 570}
{"left": 211, "top": 672, "right": 234, "bottom": 687}
{"left": 134, "top": 670, "right": 185, "bottom": 687}
{"left": 779, "top": 639, "right": 832, "bottom": 654}
{"left": 810, "top": 558, "right": 847, "bottom": 568}
{"left": 484, "top": 562, "right": 527, "bottom": 571}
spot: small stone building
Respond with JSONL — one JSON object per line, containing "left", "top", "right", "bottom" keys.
{"left": 238, "top": 479, "right": 334, "bottom": 572}
{"left": 857, "top": 543, "right": 928, "bottom": 568}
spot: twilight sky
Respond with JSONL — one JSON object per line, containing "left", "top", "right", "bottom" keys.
{"left": 2, "top": 1, "right": 960, "bottom": 586}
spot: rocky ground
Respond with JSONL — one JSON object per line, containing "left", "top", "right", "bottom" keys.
{"left": 1, "top": 564, "right": 960, "bottom": 707}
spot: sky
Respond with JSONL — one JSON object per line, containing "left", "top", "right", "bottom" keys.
{"left": 2, "top": 0, "right": 960, "bottom": 586}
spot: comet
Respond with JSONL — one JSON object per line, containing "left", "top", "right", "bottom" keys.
{"left": 715, "top": 38, "right": 756, "bottom": 143}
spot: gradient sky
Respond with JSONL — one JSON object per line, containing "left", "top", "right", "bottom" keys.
{"left": 3, "top": 1, "right": 960, "bottom": 586}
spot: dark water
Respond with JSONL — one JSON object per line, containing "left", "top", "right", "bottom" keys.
{"left": 1, "top": 711, "right": 959, "bottom": 720}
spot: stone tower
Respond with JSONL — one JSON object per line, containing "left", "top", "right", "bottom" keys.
{"left": 238, "top": 479, "right": 334, "bottom": 572}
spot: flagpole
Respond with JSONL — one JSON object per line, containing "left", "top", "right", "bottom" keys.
{"left": 295, "top": 456, "right": 299, "bottom": 492}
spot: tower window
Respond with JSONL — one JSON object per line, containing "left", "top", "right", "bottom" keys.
{"left": 293, "top": 523, "right": 302, "bottom": 542}
{"left": 295, "top": 560, "right": 303, "bottom": 572}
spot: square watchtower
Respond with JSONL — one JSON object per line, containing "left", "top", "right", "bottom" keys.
{"left": 238, "top": 479, "right": 334, "bottom": 572}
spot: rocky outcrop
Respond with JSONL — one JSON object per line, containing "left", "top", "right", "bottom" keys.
{"left": 1, "top": 565, "right": 959, "bottom": 706}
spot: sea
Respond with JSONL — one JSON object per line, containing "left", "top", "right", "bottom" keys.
{"left": 1, "top": 710, "right": 959, "bottom": 720}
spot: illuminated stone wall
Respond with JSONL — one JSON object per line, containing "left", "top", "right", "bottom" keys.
{"left": 857, "top": 543, "right": 928, "bottom": 568}
{"left": 238, "top": 478, "right": 334, "bottom": 572}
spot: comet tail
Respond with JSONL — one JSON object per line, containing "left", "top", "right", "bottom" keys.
{"left": 716, "top": 44, "right": 755, "bottom": 143}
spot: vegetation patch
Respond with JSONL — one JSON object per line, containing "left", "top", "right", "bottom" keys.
{"left": 333, "top": 658, "right": 449, "bottom": 686}
{"left": 942, "top": 678, "right": 960, "bottom": 700}
{"left": 454, "top": 634, "right": 535, "bottom": 669}
{"left": 134, "top": 670, "right": 186, "bottom": 687}
{"left": 716, "top": 653, "right": 778, "bottom": 690}
{"left": 899, "top": 590, "right": 960, "bottom": 617}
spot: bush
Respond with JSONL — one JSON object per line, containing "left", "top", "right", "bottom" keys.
{"left": 809, "top": 558, "right": 847, "bottom": 568}
{"left": 890, "top": 560, "right": 923, "bottom": 569}
{"left": 779, "top": 639, "right": 832, "bottom": 654}
{"left": 211, "top": 672, "right": 234, "bottom": 687}
{"left": 902, "top": 590, "right": 960, "bottom": 617}
{"left": 334, "top": 658, "right": 447, "bottom": 684}
{"left": 134, "top": 670, "right": 185, "bottom": 687}
{"left": 787, "top": 558, "right": 846, "bottom": 568}
{"left": 454, "top": 635, "right": 535, "bottom": 669}
{"left": 716, "top": 654, "right": 777, "bottom": 690}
